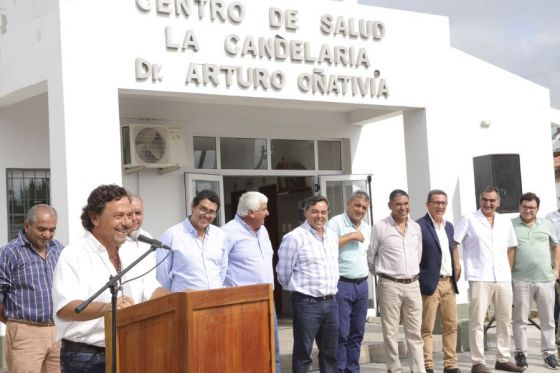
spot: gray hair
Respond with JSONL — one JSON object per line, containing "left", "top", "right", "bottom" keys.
{"left": 25, "top": 204, "right": 58, "bottom": 224}
{"left": 348, "top": 190, "right": 369, "bottom": 203}
{"left": 237, "top": 191, "right": 268, "bottom": 217}
{"left": 129, "top": 194, "right": 143, "bottom": 203}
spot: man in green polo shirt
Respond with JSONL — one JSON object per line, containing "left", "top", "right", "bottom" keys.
{"left": 510, "top": 192, "right": 560, "bottom": 370}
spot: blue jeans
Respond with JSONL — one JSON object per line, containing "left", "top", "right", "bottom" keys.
{"left": 61, "top": 346, "right": 105, "bottom": 373}
{"left": 336, "top": 279, "right": 368, "bottom": 373}
{"left": 291, "top": 292, "right": 339, "bottom": 373}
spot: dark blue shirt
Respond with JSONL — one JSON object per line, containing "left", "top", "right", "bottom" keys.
{"left": 0, "top": 230, "right": 64, "bottom": 323}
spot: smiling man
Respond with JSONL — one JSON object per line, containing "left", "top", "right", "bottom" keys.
{"left": 327, "top": 190, "right": 371, "bottom": 373}
{"left": 0, "top": 204, "right": 63, "bottom": 373}
{"left": 157, "top": 189, "right": 228, "bottom": 291}
{"left": 52, "top": 184, "right": 167, "bottom": 373}
{"left": 511, "top": 192, "right": 560, "bottom": 370}
{"left": 368, "top": 189, "right": 424, "bottom": 373}
{"left": 417, "top": 190, "right": 461, "bottom": 373}
{"left": 277, "top": 195, "right": 339, "bottom": 373}
{"left": 454, "top": 186, "right": 522, "bottom": 373}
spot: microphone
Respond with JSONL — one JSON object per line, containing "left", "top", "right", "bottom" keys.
{"left": 130, "top": 231, "right": 172, "bottom": 250}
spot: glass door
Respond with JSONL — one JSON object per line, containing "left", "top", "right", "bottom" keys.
{"left": 184, "top": 173, "right": 225, "bottom": 226}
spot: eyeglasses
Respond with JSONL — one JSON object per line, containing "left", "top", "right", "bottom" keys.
{"left": 429, "top": 201, "right": 447, "bottom": 206}
{"left": 520, "top": 205, "right": 537, "bottom": 211}
{"left": 198, "top": 207, "right": 217, "bottom": 217}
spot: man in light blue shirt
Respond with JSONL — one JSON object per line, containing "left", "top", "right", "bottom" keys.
{"left": 328, "top": 190, "right": 371, "bottom": 373}
{"left": 222, "top": 191, "right": 280, "bottom": 372}
{"left": 156, "top": 190, "right": 227, "bottom": 291}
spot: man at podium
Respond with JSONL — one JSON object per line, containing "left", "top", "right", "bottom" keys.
{"left": 52, "top": 185, "right": 168, "bottom": 373}
{"left": 223, "top": 191, "right": 281, "bottom": 372}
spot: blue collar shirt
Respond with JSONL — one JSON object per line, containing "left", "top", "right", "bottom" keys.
{"left": 223, "top": 215, "right": 274, "bottom": 287}
{"left": 0, "top": 230, "right": 64, "bottom": 323}
{"left": 156, "top": 218, "right": 228, "bottom": 291}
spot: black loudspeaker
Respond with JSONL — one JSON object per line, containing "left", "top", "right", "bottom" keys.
{"left": 473, "top": 154, "right": 522, "bottom": 213}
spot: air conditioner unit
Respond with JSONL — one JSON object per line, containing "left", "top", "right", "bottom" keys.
{"left": 121, "top": 124, "right": 187, "bottom": 170}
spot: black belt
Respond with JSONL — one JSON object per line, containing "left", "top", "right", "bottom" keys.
{"left": 339, "top": 276, "right": 368, "bottom": 284}
{"left": 380, "top": 273, "right": 418, "bottom": 284}
{"left": 293, "top": 291, "right": 335, "bottom": 301}
{"left": 62, "top": 339, "right": 105, "bottom": 354}
{"left": 439, "top": 275, "right": 452, "bottom": 280}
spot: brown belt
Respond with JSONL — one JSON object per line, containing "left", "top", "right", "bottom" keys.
{"left": 8, "top": 318, "right": 55, "bottom": 327}
{"left": 379, "top": 273, "right": 419, "bottom": 284}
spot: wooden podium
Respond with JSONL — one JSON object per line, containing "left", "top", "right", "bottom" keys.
{"left": 105, "top": 284, "right": 275, "bottom": 373}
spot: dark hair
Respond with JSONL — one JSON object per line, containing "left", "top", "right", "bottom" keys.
{"left": 349, "top": 190, "right": 370, "bottom": 203}
{"left": 303, "top": 195, "right": 329, "bottom": 211}
{"left": 479, "top": 186, "right": 500, "bottom": 199}
{"left": 389, "top": 189, "right": 408, "bottom": 201}
{"left": 519, "top": 192, "right": 540, "bottom": 208}
{"left": 192, "top": 189, "right": 221, "bottom": 209}
{"left": 81, "top": 184, "right": 129, "bottom": 231}
{"left": 427, "top": 189, "right": 447, "bottom": 203}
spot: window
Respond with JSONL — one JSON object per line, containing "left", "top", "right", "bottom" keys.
{"left": 193, "top": 136, "right": 217, "bottom": 169}
{"left": 220, "top": 138, "right": 268, "bottom": 170}
{"left": 271, "top": 139, "right": 315, "bottom": 170}
{"left": 318, "top": 141, "right": 342, "bottom": 170}
{"left": 6, "top": 169, "right": 51, "bottom": 239}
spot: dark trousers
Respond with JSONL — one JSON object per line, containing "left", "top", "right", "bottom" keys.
{"left": 336, "top": 279, "right": 368, "bottom": 373}
{"left": 291, "top": 292, "right": 339, "bottom": 373}
{"left": 61, "top": 340, "right": 105, "bottom": 373}
{"left": 274, "top": 309, "right": 281, "bottom": 373}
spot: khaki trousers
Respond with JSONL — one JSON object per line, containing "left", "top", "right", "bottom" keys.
{"left": 378, "top": 278, "right": 425, "bottom": 373}
{"left": 468, "top": 281, "right": 513, "bottom": 365}
{"left": 421, "top": 277, "right": 458, "bottom": 369}
{"left": 5, "top": 321, "right": 61, "bottom": 373}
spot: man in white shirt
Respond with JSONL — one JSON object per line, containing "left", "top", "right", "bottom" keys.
{"left": 52, "top": 184, "right": 168, "bottom": 373}
{"left": 454, "top": 186, "right": 522, "bottom": 373}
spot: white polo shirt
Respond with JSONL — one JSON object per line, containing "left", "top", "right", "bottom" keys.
{"left": 454, "top": 209, "right": 517, "bottom": 282}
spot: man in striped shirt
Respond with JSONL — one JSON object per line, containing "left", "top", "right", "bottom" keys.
{"left": 0, "top": 204, "right": 64, "bottom": 373}
{"left": 277, "top": 195, "right": 339, "bottom": 373}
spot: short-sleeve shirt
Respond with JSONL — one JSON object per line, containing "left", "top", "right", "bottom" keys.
{"left": 454, "top": 210, "right": 517, "bottom": 282}
{"left": 511, "top": 216, "right": 558, "bottom": 283}
{"left": 327, "top": 212, "right": 370, "bottom": 279}
{"left": 52, "top": 231, "right": 161, "bottom": 347}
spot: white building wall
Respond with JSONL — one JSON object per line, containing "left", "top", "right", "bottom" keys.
{"left": 0, "top": 0, "right": 556, "bottom": 248}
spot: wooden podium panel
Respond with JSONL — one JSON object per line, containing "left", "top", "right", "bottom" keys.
{"left": 106, "top": 284, "right": 274, "bottom": 373}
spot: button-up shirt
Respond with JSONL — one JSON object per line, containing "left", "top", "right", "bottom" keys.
{"left": 546, "top": 210, "right": 560, "bottom": 241}
{"left": 454, "top": 209, "right": 517, "bottom": 282}
{"left": 511, "top": 216, "right": 558, "bottom": 283}
{"left": 429, "top": 213, "right": 452, "bottom": 277}
{"left": 276, "top": 221, "right": 339, "bottom": 297}
{"left": 222, "top": 215, "right": 274, "bottom": 287}
{"left": 53, "top": 231, "right": 161, "bottom": 346}
{"left": 368, "top": 215, "right": 422, "bottom": 278}
{"left": 0, "top": 231, "right": 64, "bottom": 324}
{"left": 156, "top": 218, "right": 228, "bottom": 291}
{"left": 327, "top": 212, "right": 371, "bottom": 279}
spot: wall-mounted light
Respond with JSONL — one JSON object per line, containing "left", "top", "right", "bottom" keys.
{"left": 480, "top": 120, "right": 492, "bottom": 128}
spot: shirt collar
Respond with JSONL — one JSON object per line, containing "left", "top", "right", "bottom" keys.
{"left": 183, "top": 216, "right": 210, "bottom": 236}
{"left": 302, "top": 220, "right": 330, "bottom": 239}
{"left": 235, "top": 214, "right": 259, "bottom": 234}
{"left": 427, "top": 212, "right": 446, "bottom": 228}
{"left": 342, "top": 212, "right": 365, "bottom": 229}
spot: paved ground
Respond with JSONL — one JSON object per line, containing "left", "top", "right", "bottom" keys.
{"left": 279, "top": 316, "right": 557, "bottom": 373}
